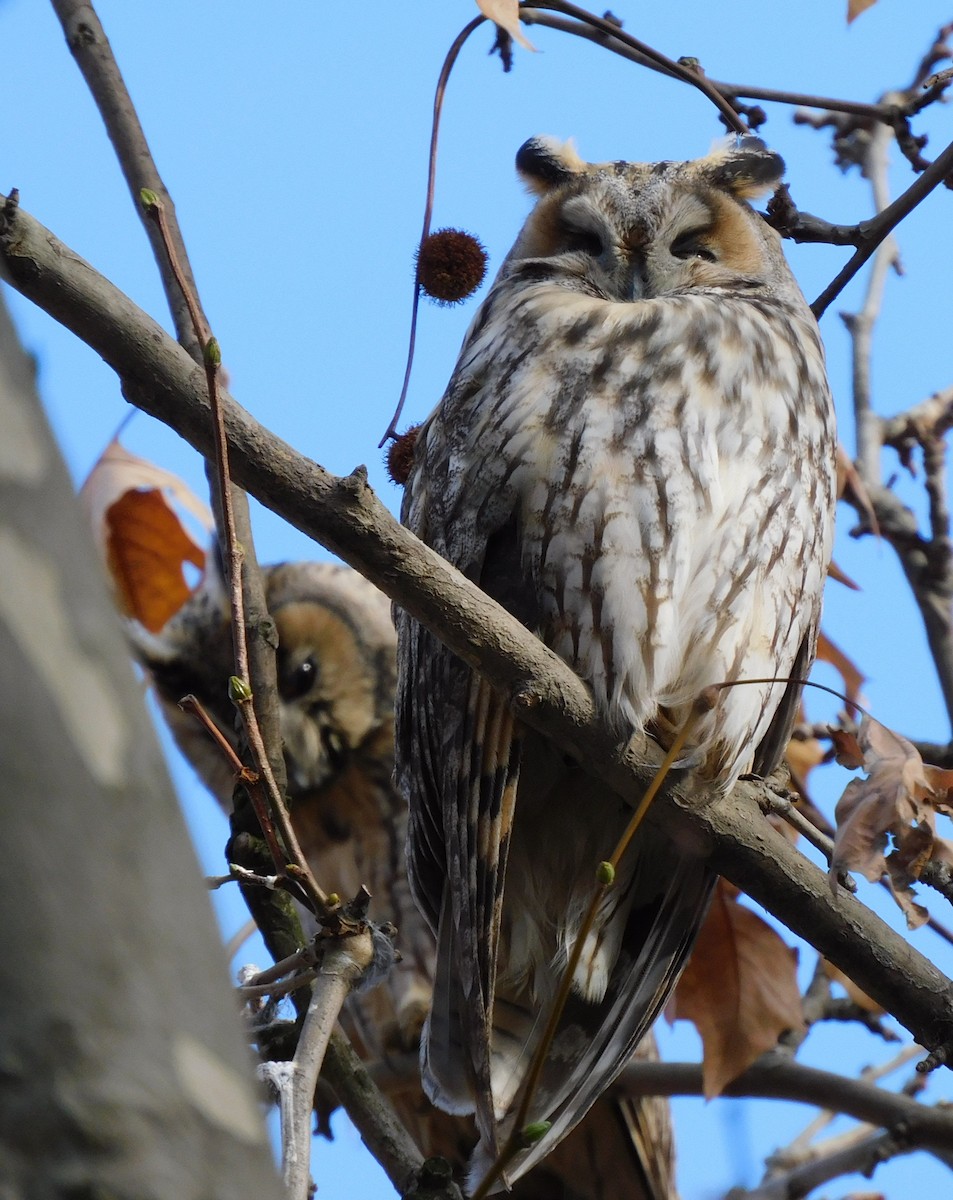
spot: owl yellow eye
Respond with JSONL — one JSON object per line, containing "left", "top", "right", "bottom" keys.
{"left": 670, "top": 230, "right": 716, "bottom": 262}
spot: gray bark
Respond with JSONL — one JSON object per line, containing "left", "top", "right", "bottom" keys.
{"left": 0, "top": 287, "right": 282, "bottom": 1199}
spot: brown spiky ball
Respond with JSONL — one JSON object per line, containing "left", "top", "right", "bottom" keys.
{"left": 385, "top": 425, "right": 421, "bottom": 487}
{"left": 416, "top": 229, "right": 488, "bottom": 305}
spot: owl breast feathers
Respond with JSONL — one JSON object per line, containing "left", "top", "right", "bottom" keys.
{"left": 397, "top": 136, "right": 836, "bottom": 1191}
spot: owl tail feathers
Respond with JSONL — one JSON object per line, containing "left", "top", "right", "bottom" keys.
{"left": 464, "top": 851, "right": 715, "bottom": 1196}
{"left": 420, "top": 891, "right": 492, "bottom": 1121}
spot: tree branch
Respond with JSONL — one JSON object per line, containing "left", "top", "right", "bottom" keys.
{"left": 730, "top": 1129, "right": 914, "bottom": 1200}
{"left": 618, "top": 1059, "right": 953, "bottom": 1161}
{"left": 260, "top": 935, "right": 375, "bottom": 1200}
{"left": 49, "top": 0, "right": 291, "bottom": 815}
{"left": 3, "top": 195, "right": 953, "bottom": 1064}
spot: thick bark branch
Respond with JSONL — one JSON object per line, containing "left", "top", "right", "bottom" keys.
{"left": 3, "top": 196, "right": 953, "bottom": 1064}
{"left": 0, "top": 277, "right": 281, "bottom": 1199}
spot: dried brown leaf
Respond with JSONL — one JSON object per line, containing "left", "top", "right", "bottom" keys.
{"left": 835, "top": 443, "right": 879, "bottom": 533}
{"left": 105, "top": 488, "right": 206, "bottom": 632}
{"left": 827, "top": 559, "right": 861, "bottom": 591}
{"left": 476, "top": 0, "right": 536, "bottom": 50}
{"left": 847, "top": 0, "right": 878, "bottom": 22}
{"left": 81, "top": 440, "right": 211, "bottom": 632}
{"left": 786, "top": 732, "right": 825, "bottom": 792}
{"left": 930, "top": 836, "right": 953, "bottom": 866}
{"left": 816, "top": 631, "right": 866, "bottom": 710}
{"left": 669, "top": 881, "right": 805, "bottom": 1098}
{"left": 923, "top": 764, "right": 953, "bottom": 815}
{"left": 830, "top": 727, "right": 864, "bottom": 770}
{"left": 830, "top": 716, "right": 940, "bottom": 924}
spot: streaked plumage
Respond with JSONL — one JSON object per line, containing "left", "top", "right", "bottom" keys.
{"left": 132, "top": 558, "right": 677, "bottom": 1199}
{"left": 396, "top": 136, "right": 836, "bottom": 1190}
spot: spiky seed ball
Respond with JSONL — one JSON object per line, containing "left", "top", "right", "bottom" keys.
{"left": 416, "top": 229, "right": 488, "bottom": 305}
{"left": 385, "top": 425, "right": 421, "bottom": 487}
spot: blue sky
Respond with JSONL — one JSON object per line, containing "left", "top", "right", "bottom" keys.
{"left": 4, "top": 1, "right": 953, "bottom": 1195}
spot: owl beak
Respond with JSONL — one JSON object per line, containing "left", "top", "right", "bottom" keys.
{"left": 619, "top": 252, "right": 649, "bottom": 301}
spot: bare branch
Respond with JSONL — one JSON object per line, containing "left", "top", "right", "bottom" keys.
{"left": 49, "top": 0, "right": 291, "bottom": 829}
{"left": 260, "top": 935, "right": 374, "bottom": 1200}
{"left": 811, "top": 133, "right": 953, "bottom": 319}
{"left": 731, "top": 1129, "right": 915, "bottom": 1200}
{"left": 618, "top": 1059, "right": 953, "bottom": 1160}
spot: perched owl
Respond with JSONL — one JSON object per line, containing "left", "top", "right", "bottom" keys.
{"left": 396, "top": 136, "right": 837, "bottom": 1191}
{"left": 131, "top": 558, "right": 678, "bottom": 1200}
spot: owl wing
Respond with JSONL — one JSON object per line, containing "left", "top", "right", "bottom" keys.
{"left": 397, "top": 483, "right": 534, "bottom": 1143}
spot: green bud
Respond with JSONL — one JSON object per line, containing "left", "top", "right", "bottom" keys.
{"left": 228, "top": 675, "right": 252, "bottom": 702}
{"left": 596, "top": 861, "right": 615, "bottom": 886}
{"left": 518, "top": 1121, "right": 551, "bottom": 1147}
{"left": 204, "top": 336, "right": 222, "bottom": 367}
{"left": 139, "top": 187, "right": 160, "bottom": 211}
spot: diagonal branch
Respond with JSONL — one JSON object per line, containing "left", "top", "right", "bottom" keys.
{"left": 3, "top": 195, "right": 953, "bottom": 1065}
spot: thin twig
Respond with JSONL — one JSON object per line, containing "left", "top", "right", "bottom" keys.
{"left": 239, "top": 969, "right": 318, "bottom": 1001}
{"left": 812, "top": 133, "right": 953, "bottom": 319}
{"left": 224, "top": 917, "right": 259, "bottom": 961}
{"left": 731, "top": 1129, "right": 912, "bottom": 1200}
{"left": 260, "top": 935, "right": 374, "bottom": 1200}
{"left": 522, "top": 1, "right": 747, "bottom": 134}
{"left": 381, "top": 14, "right": 485, "bottom": 445}
{"left": 841, "top": 122, "right": 898, "bottom": 485}
{"left": 49, "top": 0, "right": 293, "bottom": 864}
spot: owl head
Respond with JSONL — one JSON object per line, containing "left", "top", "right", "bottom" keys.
{"left": 502, "top": 135, "right": 799, "bottom": 305}
{"left": 130, "top": 559, "right": 397, "bottom": 808}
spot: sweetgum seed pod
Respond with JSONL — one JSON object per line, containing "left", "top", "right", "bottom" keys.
{"left": 416, "top": 228, "right": 488, "bottom": 305}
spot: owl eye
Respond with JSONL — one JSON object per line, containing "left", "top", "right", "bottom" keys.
{"left": 670, "top": 230, "right": 716, "bottom": 262}
{"left": 562, "top": 223, "right": 604, "bottom": 257}
{"left": 281, "top": 654, "right": 318, "bottom": 701}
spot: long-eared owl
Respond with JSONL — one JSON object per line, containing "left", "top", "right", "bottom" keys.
{"left": 396, "top": 136, "right": 836, "bottom": 1191}
{"left": 132, "top": 558, "right": 677, "bottom": 1200}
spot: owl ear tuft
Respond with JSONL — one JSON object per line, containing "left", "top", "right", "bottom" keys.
{"left": 704, "top": 136, "right": 785, "bottom": 199}
{"left": 516, "top": 136, "right": 586, "bottom": 194}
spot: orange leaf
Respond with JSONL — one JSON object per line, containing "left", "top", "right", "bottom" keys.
{"left": 669, "top": 882, "right": 804, "bottom": 1097}
{"left": 476, "top": 0, "right": 536, "bottom": 50}
{"left": 105, "top": 488, "right": 206, "bottom": 632}
{"left": 81, "top": 440, "right": 212, "bottom": 632}
{"left": 82, "top": 439, "right": 213, "bottom": 540}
